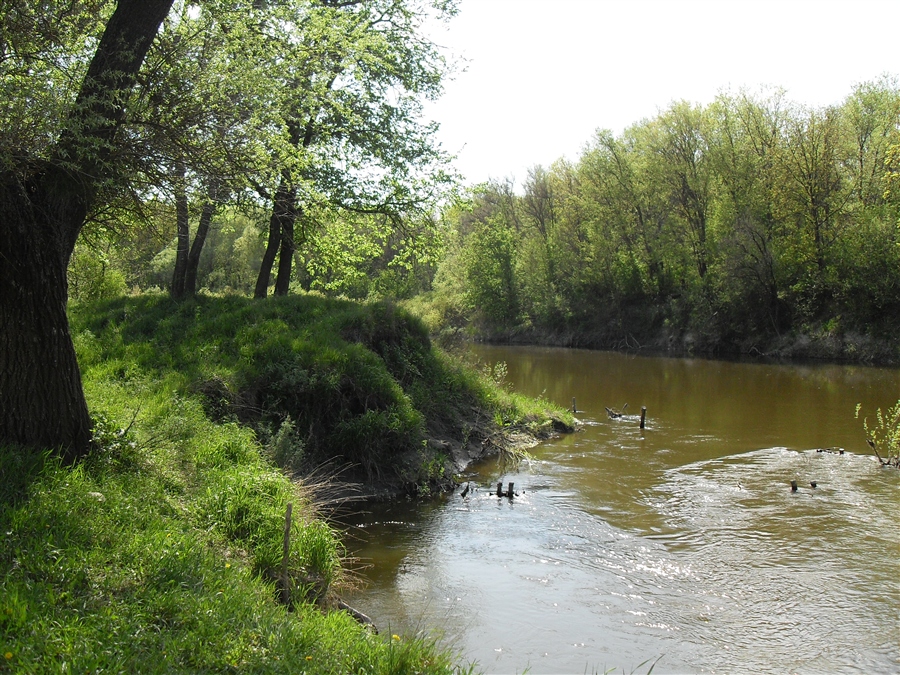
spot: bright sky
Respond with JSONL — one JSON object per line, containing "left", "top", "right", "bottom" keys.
{"left": 423, "top": 0, "right": 900, "bottom": 187}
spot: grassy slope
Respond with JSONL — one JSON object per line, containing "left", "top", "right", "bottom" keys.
{"left": 1, "top": 293, "right": 570, "bottom": 673}
{"left": 71, "top": 293, "right": 571, "bottom": 491}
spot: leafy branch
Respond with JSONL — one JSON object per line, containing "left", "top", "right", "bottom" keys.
{"left": 855, "top": 400, "right": 900, "bottom": 467}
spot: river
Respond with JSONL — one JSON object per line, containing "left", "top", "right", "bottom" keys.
{"left": 341, "top": 346, "right": 900, "bottom": 674}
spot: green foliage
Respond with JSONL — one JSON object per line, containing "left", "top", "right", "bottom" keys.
{"left": 195, "top": 460, "right": 344, "bottom": 601}
{"left": 266, "top": 415, "right": 306, "bottom": 472}
{"left": 463, "top": 213, "right": 520, "bottom": 328}
{"left": 856, "top": 400, "right": 900, "bottom": 466}
{"left": 23, "top": 0, "right": 458, "bottom": 304}
{"left": 0, "top": 0, "right": 113, "bottom": 169}
{"left": 87, "top": 410, "right": 141, "bottom": 471}
{"left": 68, "top": 293, "right": 569, "bottom": 491}
{"left": 297, "top": 210, "right": 443, "bottom": 301}
{"left": 67, "top": 241, "right": 128, "bottom": 303}
{"left": 423, "top": 78, "right": 900, "bottom": 358}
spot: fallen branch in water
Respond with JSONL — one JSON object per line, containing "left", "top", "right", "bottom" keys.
{"left": 606, "top": 403, "right": 628, "bottom": 419}
{"left": 336, "top": 599, "right": 378, "bottom": 633}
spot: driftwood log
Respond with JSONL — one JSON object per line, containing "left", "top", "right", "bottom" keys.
{"left": 605, "top": 405, "right": 627, "bottom": 419}
{"left": 495, "top": 481, "right": 516, "bottom": 498}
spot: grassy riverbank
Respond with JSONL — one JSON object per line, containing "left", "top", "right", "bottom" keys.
{"left": 1, "top": 293, "right": 572, "bottom": 673}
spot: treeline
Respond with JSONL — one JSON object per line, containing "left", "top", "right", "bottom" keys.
{"left": 68, "top": 77, "right": 900, "bottom": 362}
{"left": 424, "top": 78, "right": 900, "bottom": 359}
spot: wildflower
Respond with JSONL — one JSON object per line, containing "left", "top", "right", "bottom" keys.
{"left": 225, "top": 563, "right": 231, "bottom": 568}
{"left": 391, "top": 634, "right": 400, "bottom": 642}
{"left": 305, "top": 655, "right": 313, "bottom": 661}
{"left": 4, "top": 652, "right": 12, "bottom": 660}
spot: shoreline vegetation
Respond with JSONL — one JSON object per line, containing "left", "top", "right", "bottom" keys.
{"left": 395, "top": 80, "right": 900, "bottom": 371}
{"left": 458, "top": 320, "right": 899, "bottom": 366}
{"left": 0, "top": 294, "right": 572, "bottom": 673}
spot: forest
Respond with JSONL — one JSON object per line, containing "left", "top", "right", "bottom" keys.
{"left": 427, "top": 80, "right": 900, "bottom": 359}
{"left": 71, "top": 79, "right": 900, "bottom": 361}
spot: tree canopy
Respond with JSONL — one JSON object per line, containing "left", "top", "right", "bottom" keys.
{"left": 431, "top": 78, "right": 900, "bottom": 355}
{"left": 0, "top": 0, "right": 458, "bottom": 455}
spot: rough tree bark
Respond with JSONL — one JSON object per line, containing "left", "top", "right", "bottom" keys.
{"left": 0, "top": 0, "right": 174, "bottom": 459}
{"left": 254, "top": 116, "right": 315, "bottom": 299}
{"left": 171, "top": 177, "right": 220, "bottom": 298}
{"left": 273, "top": 205, "right": 297, "bottom": 296}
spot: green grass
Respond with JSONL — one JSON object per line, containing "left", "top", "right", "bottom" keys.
{"left": 0, "top": 370, "right": 471, "bottom": 673}
{"left": 1, "top": 292, "right": 573, "bottom": 672}
{"left": 69, "top": 293, "right": 572, "bottom": 489}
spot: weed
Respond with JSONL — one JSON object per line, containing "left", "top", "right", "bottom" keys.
{"left": 856, "top": 399, "right": 900, "bottom": 466}
{"left": 266, "top": 415, "right": 306, "bottom": 473}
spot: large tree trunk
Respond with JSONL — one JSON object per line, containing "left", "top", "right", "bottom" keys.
{"left": 0, "top": 176, "right": 91, "bottom": 461}
{"left": 256, "top": 117, "right": 314, "bottom": 299}
{"left": 274, "top": 206, "right": 296, "bottom": 296}
{"left": 254, "top": 206, "right": 283, "bottom": 299}
{"left": 172, "top": 177, "right": 220, "bottom": 298}
{"left": 0, "top": 0, "right": 174, "bottom": 457}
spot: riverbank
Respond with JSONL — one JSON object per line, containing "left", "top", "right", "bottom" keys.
{"left": 471, "top": 324, "right": 900, "bottom": 366}
{"left": 404, "top": 289, "right": 900, "bottom": 367}
{"left": 69, "top": 294, "right": 573, "bottom": 497}
{"left": 0, "top": 293, "right": 574, "bottom": 673}
{"left": 418, "top": 309, "right": 898, "bottom": 368}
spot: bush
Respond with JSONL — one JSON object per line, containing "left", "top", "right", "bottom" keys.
{"left": 68, "top": 242, "right": 128, "bottom": 303}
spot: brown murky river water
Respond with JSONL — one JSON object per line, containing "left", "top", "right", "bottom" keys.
{"left": 342, "top": 346, "right": 900, "bottom": 674}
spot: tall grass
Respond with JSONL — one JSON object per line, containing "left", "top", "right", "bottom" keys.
{"left": 0, "top": 383, "right": 471, "bottom": 674}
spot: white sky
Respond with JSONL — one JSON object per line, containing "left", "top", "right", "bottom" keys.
{"left": 423, "top": 0, "right": 900, "bottom": 187}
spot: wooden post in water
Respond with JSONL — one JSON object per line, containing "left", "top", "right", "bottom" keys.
{"left": 640, "top": 407, "right": 647, "bottom": 429}
{"left": 790, "top": 480, "right": 798, "bottom": 493}
{"left": 496, "top": 482, "right": 503, "bottom": 497}
{"left": 572, "top": 397, "right": 577, "bottom": 413}
{"left": 508, "top": 482, "right": 515, "bottom": 498}
{"left": 281, "top": 502, "right": 293, "bottom": 606}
